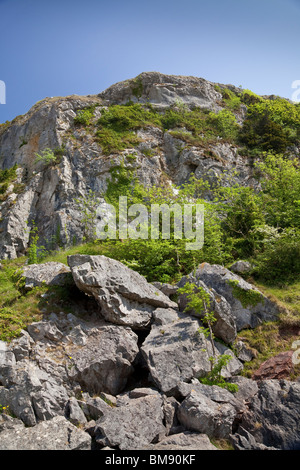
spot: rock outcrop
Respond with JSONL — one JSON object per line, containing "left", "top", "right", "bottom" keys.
{"left": 0, "top": 72, "right": 259, "bottom": 260}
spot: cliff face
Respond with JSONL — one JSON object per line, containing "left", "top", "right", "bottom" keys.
{"left": 0, "top": 72, "right": 261, "bottom": 258}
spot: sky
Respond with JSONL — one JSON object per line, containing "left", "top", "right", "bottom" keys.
{"left": 1, "top": 0, "right": 300, "bottom": 123}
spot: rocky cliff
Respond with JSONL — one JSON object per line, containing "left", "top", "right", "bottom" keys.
{"left": 0, "top": 72, "right": 260, "bottom": 259}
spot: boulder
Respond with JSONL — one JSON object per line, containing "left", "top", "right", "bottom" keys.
{"left": 0, "top": 359, "right": 69, "bottom": 427}
{"left": 141, "top": 316, "right": 213, "bottom": 395}
{"left": 235, "top": 379, "right": 300, "bottom": 450}
{"left": 68, "top": 255, "right": 177, "bottom": 329}
{"left": 177, "top": 277, "right": 237, "bottom": 344}
{"left": 22, "top": 262, "right": 73, "bottom": 289}
{"left": 177, "top": 388, "right": 238, "bottom": 439}
{"left": 94, "top": 391, "right": 166, "bottom": 450}
{"left": 0, "top": 415, "right": 91, "bottom": 450}
{"left": 191, "top": 263, "right": 280, "bottom": 331}
{"left": 67, "top": 323, "right": 139, "bottom": 396}
{"left": 251, "top": 351, "right": 294, "bottom": 381}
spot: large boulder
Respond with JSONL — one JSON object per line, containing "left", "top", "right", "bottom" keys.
{"left": 190, "top": 263, "right": 280, "bottom": 331}
{"left": 94, "top": 389, "right": 166, "bottom": 450}
{"left": 66, "top": 323, "right": 139, "bottom": 396}
{"left": 141, "top": 316, "right": 213, "bottom": 395}
{"left": 177, "top": 387, "right": 238, "bottom": 439}
{"left": 68, "top": 255, "right": 177, "bottom": 329}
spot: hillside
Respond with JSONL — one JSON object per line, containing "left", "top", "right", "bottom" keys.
{"left": 0, "top": 72, "right": 300, "bottom": 451}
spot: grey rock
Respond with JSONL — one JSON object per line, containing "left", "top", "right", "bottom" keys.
{"left": 230, "top": 426, "right": 278, "bottom": 450}
{"left": 234, "top": 340, "right": 255, "bottom": 362}
{"left": 177, "top": 277, "right": 237, "bottom": 344}
{"left": 80, "top": 395, "right": 112, "bottom": 421}
{"left": 193, "top": 263, "right": 280, "bottom": 331}
{"left": 99, "top": 72, "right": 222, "bottom": 110}
{"left": 94, "top": 393, "right": 166, "bottom": 450}
{"left": 141, "top": 316, "right": 214, "bottom": 395}
{"left": 177, "top": 388, "right": 237, "bottom": 439}
{"left": 68, "top": 254, "right": 177, "bottom": 329}
{"left": 236, "top": 379, "right": 300, "bottom": 450}
{"left": 67, "top": 323, "right": 139, "bottom": 395}
{"left": 229, "top": 260, "right": 253, "bottom": 274}
{"left": 152, "top": 307, "right": 181, "bottom": 326}
{"left": 65, "top": 397, "right": 87, "bottom": 426}
{"left": 22, "top": 262, "right": 73, "bottom": 289}
{"left": 27, "top": 320, "right": 64, "bottom": 342}
{"left": 0, "top": 359, "right": 69, "bottom": 426}
{"left": 144, "top": 431, "right": 218, "bottom": 450}
{"left": 0, "top": 415, "right": 91, "bottom": 450}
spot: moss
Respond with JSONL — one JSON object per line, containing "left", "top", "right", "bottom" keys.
{"left": 227, "top": 279, "right": 262, "bottom": 308}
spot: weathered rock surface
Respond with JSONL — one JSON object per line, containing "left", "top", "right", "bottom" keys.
{"left": 22, "top": 261, "right": 73, "bottom": 289}
{"left": 94, "top": 391, "right": 166, "bottom": 450}
{"left": 251, "top": 351, "right": 294, "bottom": 381}
{"left": 233, "top": 380, "right": 300, "bottom": 450}
{"left": 192, "top": 263, "right": 280, "bottom": 331}
{"left": 0, "top": 73, "right": 261, "bottom": 260}
{"left": 67, "top": 323, "right": 139, "bottom": 395}
{"left": 140, "top": 317, "right": 213, "bottom": 395}
{"left": 0, "top": 415, "right": 91, "bottom": 450}
{"left": 68, "top": 254, "right": 177, "bottom": 329}
{"left": 177, "top": 388, "right": 238, "bottom": 439}
{"left": 177, "top": 276, "right": 237, "bottom": 344}
{"left": 145, "top": 431, "right": 218, "bottom": 450}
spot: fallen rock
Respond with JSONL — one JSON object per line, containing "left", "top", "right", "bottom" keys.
{"left": 94, "top": 392, "right": 166, "bottom": 450}
{"left": 67, "top": 323, "right": 139, "bottom": 396}
{"left": 0, "top": 415, "right": 91, "bottom": 450}
{"left": 192, "top": 263, "right": 280, "bottom": 331}
{"left": 22, "top": 262, "right": 73, "bottom": 289}
{"left": 177, "top": 388, "right": 238, "bottom": 439}
{"left": 68, "top": 255, "right": 177, "bottom": 329}
{"left": 251, "top": 351, "right": 294, "bottom": 381}
{"left": 141, "top": 316, "right": 213, "bottom": 395}
{"left": 0, "top": 359, "right": 69, "bottom": 427}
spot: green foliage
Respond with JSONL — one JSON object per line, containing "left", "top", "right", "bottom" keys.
{"left": 255, "top": 154, "right": 300, "bottom": 229}
{"left": 199, "top": 354, "right": 239, "bottom": 392}
{"left": 177, "top": 282, "right": 238, "bottom": 392}
{"left": 239, "top": 94, "right": 300, "bottom": 153}
{"left": 74, "top": 106, "right": 95, "bottom": 126}
{"left": 131, "top": 77, "right": 144, "bottom": 100}
{"left": 34, "top": 148, "right": 60, "bottom": 166}
{"left": 0, "top": 163, "right": 18, "bottom": 183}
{"left": 253, "top": 228, "right": 300, "bottom": 284}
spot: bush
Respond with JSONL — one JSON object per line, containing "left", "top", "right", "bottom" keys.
{"left": 253, "top": 228, "right": 300, "bottom": 283}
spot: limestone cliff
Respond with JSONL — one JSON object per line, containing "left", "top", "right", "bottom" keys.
{"left": 0, "top": 72, "right": 280, "bottom": 258}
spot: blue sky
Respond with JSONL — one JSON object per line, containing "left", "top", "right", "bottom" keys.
{"left": 1, "top": 0, "right": 300, "bottom": 123}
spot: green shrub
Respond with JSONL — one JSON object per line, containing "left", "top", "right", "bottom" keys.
{"left": 253, "top": 228, "right": 300, "bottom": 284}
{"left": 74, "top": 106, "right": 95, "bottom": 126}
